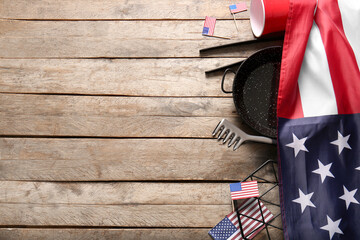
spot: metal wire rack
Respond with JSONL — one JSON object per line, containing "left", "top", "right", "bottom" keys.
{"left": 233, "top": 160, "right": 283, "bottom": 240}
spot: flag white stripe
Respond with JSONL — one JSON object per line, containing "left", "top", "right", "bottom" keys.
{"left": 225, "top": 199, "right": 273, "bottom": 240}
{"left": 231, "top": 189, "right": 259, "bottom": 195}
{"left": 239, "top": 182, "right": 258, "bottom": 187}
{"left": 235, "top": 214, "right": 272, "bottom": 240}
{"left": 338, "top": 0, "right": 360, "bottom": 70}
{"left": 231, "top": 194, "right": 259, "bottom": 199}
{"left": 232, "top": 187, "right": 258, "bottom": 192}
{"left": 242, "top": 209, "right": 271, "bottom": 230}
{"left": 231, "top": 195, "right": 260, "bottom": 200}
{"left": 243, "top": 212, "right": 273, "bottom": 239}
{"left": 234, "top": 188, "right": 258, "bottom": 192}
{"left": 229, "top": 209, "right": 273, "bottom": 240}
{"left": 298, "top": 21, "right": 338, "bottom": 117}
{"left": 230, "top": 181, "right": 259, "bottom": 200}
{"left": 230, "top": 201, "right": 270, "bottom": 229}
{"left": 229, "top": 200, "right": 258, "bottom": 226}
{"left": 241, "top": 206, "right": 269, "bottom": 228}
{"left": 236, "top": 185, "right": 258, "bottom": 189}
{"left": 231, "top": 190, "right": 259, "bottom": 196}
{"left": 238, "top": 209, "right": 272, "bottom": 239}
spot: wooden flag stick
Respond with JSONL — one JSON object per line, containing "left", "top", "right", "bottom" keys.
{"left": 232, "top": 13, "right": 240, "bottom": 34}
{"left": 207, "top": 35, "right": 231, "bottom": 40}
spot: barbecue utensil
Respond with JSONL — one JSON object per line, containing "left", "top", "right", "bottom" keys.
{"left": 199, "top": 37, "right": 283, "bottom": 54}
{"left": 221, "top": 46, "right": 282, "bottom": 138}
{"left": 212, "top": 119, "right": 276, "bottom": 151}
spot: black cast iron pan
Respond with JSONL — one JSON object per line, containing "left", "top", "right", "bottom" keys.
{"left": 221, "top": 46, "right": 282, "bottom": 138}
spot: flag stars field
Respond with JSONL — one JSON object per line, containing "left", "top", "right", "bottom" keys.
{"left": 339, "top": 186, "right": 359, "bottom": 210}
{"left": 312, "top": 159, "right": 335, "bottom": 183}
{"left": 292, "top": 189, "right": 316, "bottom": 213}
{"left": 320, "top": 216, "right": 343, "bottom": 240}
{"left": 286, "top": 133, "right": 309, "bottom": 157}
{"left": 330, "top": 131, "right": 351, "bottom": 154}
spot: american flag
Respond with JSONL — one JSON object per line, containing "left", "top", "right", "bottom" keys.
{"left": 278, "top": 0, "right": 360, "bottom": 239}
{"left": 230, "top": 181, "right": 259, "bottom": 200}
{"left": 202, "top": 16, "right": 216, "bottom": 36}
{"left": 229, "top": 3, "right": 247, "bottom": 14}
{"left": 209, "top": 198, "right": 273, "bottom": 240}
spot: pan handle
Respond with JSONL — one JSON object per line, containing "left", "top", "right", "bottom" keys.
{"left": 221, "top": 68, "right": 236, "bottom": 94}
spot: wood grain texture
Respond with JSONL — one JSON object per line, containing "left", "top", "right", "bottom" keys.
{"left": 0, "top": 181, "right": 281, "bottom": 231}
{"left": 0, "top": 0, "right": 251, "bottom": 20}
{"left": 0, "top": 181, "right": 279, "bottom": 206}
{"left": 0, "top": 93, "right": 245, "bottom": 137}
{"left": 0, "top": 228, "right": 284, "bottom": 240}
{"left": 0, "top": 228, "right": 212, "bottom": 240}
{"left": 0, "top": 20, "right": 268, "bottom": 58}
{"left": 0, "top": 182, "right": 231, "bottom": 205}
{"left": 0, "top": 0, "right": 286, "bottom": 237}
{"left": 0, "top": 138, "right": 277, "bottom": 181}
{"left": 0, "top": 203, "right": 232, "bottom": 227}
{"left": 0, "top": 58, "right": 241, "bottom": 96}
{"left": 0, "top": 203, "right": 280, "bottom": 228}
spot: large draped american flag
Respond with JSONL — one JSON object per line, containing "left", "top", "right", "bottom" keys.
{"left": 277, "top": 0, "right": 360, "bottom": 239}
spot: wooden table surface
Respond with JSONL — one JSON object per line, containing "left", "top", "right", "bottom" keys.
{"left": 0, "top": 0, "right": 282, "bottom": 239}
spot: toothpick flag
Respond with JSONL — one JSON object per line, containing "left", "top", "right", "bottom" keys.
{"left": 209, "top": 198, "right": 273, "bottom": 240}
{"left": 229, "top": 3, "right": 247, "bottom": 34}
{"left": 230, "top": 181, "right": 259, "bottom": 200}
{"left": 229, "top": 3, "right": 247, "bottom": 14}
{"left": 202, "top": 16, "right": 216, "bottom": 36}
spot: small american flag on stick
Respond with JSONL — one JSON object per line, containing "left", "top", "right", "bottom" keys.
{"left": 209, "top": 198, "right": 273, "bottom": 240}
{"left": 230, "top": 181, "right": 259, "bottom": 200}
{"left": 202, "top": 16, "right": 216, "bottom": 36}
{"left": 229, "top": 3, "right": 247, "bottom": 14}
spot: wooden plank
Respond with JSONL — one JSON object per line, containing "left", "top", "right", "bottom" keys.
{"left": 0, "top": 58, "right": 241, "bottom": 96}
{"left": 0, "top": 20, "right": 269, "bottom": 58}
{"left": 0, "top": 203, "right": 280, "bottom": 228}
{"left": 0, "top": 228, "right": 284, "bottom": 240}
{"left": 0, "top": 181, "right": 279, "bottom": 205}
{"left": 0, "top": 182, "right": 231, "bottom": 205}
{"left": 0, "top": 94, "right": 236, "bottom": 117}
{"left": 0, "top": 181, "right": 281, "bottom": 229}
{"left": 0, "top": 93, "right": 244, "bottom": 137}
{"left": 0, "top": 203, "right": 231, "bottom": 227}
{"left": 0, "top": 138, "right": 277, "bottom": 181}
{"left": 0, "top": 0, "right": 251, "bottom": 20}
{"left": 0, "top": 229, "right": 212, "bottom": 240}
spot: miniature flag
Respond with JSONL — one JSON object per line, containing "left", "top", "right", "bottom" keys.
{"left": 209, "top": 198, "right": 273, "bottom": 240}
{"left": 202, "top": 16, "right": 216, "bottom": 36}
{"left": 229, "top": 3, "right": 247, "bottom": 14}
{"left": 230, "top": 181, "right": 259, "bottom": 200}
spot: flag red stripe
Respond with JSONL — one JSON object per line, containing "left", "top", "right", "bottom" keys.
{"left": 277, "top": 0, "right": 317, "bottom": 119}
{"left": 240, "top": 208, "right": 272, "bottom": 239}
{"left": 314, "top": 0, "right": 360, "bottom": 115}
{"left": 231, "top": 192, "right": 259, "bottom": 198}
{"left": 204, "top": 17, "right": 216, "bottom": 35}
{"left": 230, "top": 181, "right": 259, "bottom": 200}
{"left": 232, "top": 189, "right": 259, "bottom": 194}
{"left": 240, "top": 211, "right": 272, "bottom": 240}
{"left": 231, "top": 205, "right": 273, "bottom": 240}
{"left": 231, "top": 190, "right": 260, "bottom": 200}
{"left": 231, "top": 192, "right": 259, "bottom": 197}
{"left": 246, "top": 211, "right": 274, "bottom": 239}
{"left": 221, "top": 199, "right": 274, "bottom": 240}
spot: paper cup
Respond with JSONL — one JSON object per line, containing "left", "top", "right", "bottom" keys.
{"left": 250, "top": 0, "right": 289, "bottom": 37}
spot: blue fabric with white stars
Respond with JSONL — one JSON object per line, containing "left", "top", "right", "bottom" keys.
{"left": 278, "top": 113, "right": 360, "bottom": 239}
{"left": 208, "top": 217, "right": 237, "bottom": 240}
